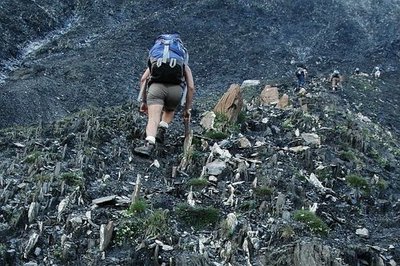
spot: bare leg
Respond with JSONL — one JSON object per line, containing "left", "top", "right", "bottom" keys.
{"left": 161, "top": 110, "right": 175, "bottom": 124}
{"left": 146, "top": 104, "right": 163, "bottom": 139}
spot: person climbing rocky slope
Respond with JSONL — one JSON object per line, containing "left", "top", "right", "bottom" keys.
{"left": 0, "top": 0, "right": 399, "bottom": 130}
{"left": 0, "top": 73, "right": 399, "bottom": 265}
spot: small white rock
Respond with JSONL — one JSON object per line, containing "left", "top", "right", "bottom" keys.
{"left": 355, "top": 228, "right": 369, "bottom": 238}
{"left": 208, "top": 176, "right": 218, "bottom": 182}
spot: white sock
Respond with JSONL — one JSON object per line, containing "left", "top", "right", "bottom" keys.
{"left": 145, "top": 136, "right": 156, "bottom": 144}
{"left": 159, "top": 121, "right": 169, "bottom": 129}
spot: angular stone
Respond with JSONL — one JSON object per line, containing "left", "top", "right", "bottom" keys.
{"left": 28, "top": 202, "right": 39, "bottom": 224}
{"left": 225, "top": 213, "right": 238, "bottom": 233}
{"left": 260, "top": 85, "right": 279, "bottom": 105}
{"left": 13, "top": 142, "right": 25, "bottom": 148}
{"left": 208, "top": 175, "right": 218, "bottom": 182}
{"left": 200, "top": 111, "right": 216, "bottom": 130}
{"left": 238, "top": 136, "right": 252, "bottom": 148}
{"left": 92, "top": 195, "right": 117, "bottom": 205}
{"left": 298, "top": 88, "right": 307, "bottom": 95}
{"left": 24, "top": 232, "right": 39, "bottom": 259}
{"left": 355, "top": 228, "right": 369, "bottom": 238}
{"left": 24, "top": 263, "right": 38, "bottom": 266}
{"left": 288, "top": 146, "right": 310, "bottom": 152}
{"left": 99, "top": 221, "right": 114, "bottom": 251}
{"left": 277, "top": 93, "right": 289, "bottom": 109}
{"left": 241, "top": 79, "right": 260, "bottom": 87}
{"left": 205, "top": 160, "right": 226, "bottom": 175}
{"left": 213, "top": 84, "right": 244, "bottom": 123}
{"left": 301, "top": 133, "right": 321, "bottom": 146}
{"left": 292, "top": 241, "right": 345, "bottom": 266}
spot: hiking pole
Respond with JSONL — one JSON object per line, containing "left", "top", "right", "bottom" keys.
{"left": 179, "top": 112, "right": 193, "bottom": 171}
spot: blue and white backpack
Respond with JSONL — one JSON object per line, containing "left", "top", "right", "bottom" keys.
{"left": 148, "top": 33, "right": 188, "bottom": 84}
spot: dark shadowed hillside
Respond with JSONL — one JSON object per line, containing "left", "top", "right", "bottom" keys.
{"left": 0, "top": 1, "right": 400, "bottom": 266}
{"left": 0, "top": 0, "right": 399, "bottom": 129}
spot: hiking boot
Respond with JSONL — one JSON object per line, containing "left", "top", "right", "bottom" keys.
{"left": 156, "top": 127, "right": 167, "bottom": 144}
{"left": 134, "top": 141, "right": 155, "bottom": 156}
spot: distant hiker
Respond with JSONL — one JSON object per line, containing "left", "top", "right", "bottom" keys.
{"left": 353, "top": 67, "right": 368, "bottom": 77}
{"left": 134, "top": 33, "right": 195, "bottom": 156}
{"left": 295, "top": 65, "right": 308, "bottom": 89}
{"left": 372, "top": 66, "right": 381, "bottom": 79}
{"left": 330, "top": 70, "right": 342, "bottom": 91}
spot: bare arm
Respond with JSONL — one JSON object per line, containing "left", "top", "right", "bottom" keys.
{"left": 183, "top": 65, "right": 195, "bottom": 114}
{"left": 140, "top": 68, "right": 150, "bottom": 85}
{"left": 138, "top": 68, "right": 150, "bottom": 113}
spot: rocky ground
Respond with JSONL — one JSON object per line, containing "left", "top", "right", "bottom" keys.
{"left": 0, "top": 73, "right": 399, "bottom": 265}
{"left": 1, "top": 1, "right": 400, "bottom": 265}
{"left": 1, "top": 0, "right": 400, "bottom": 129}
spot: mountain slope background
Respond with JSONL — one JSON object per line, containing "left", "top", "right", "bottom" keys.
{"left": 0, "top": 0, "right": 399, "bottom": 131}
{"left": 0, "top": 1, "right": 400, "bottom": 265}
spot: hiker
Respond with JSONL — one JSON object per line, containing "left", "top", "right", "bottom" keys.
{"left": 353, "top": 67, "right": 368, "bottom": 77}
{"left": 372, "top": 66, "right": 381, "bottom": 79}
{"left": 330, "top": 70, "right": 342, "bottom": 91}
{"left": 134, "top": 33, "right": 195, "bottom": 156}
{"left": 295, "top": 65, "right": 308, "bottom": 89}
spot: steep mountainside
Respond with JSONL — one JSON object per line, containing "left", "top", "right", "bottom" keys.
{"left": 0, "top": 74, "right": 399, "bottom": 265}
{"left": 0, "top": 0, "right": 399, "bottom": 129}
{"left": 0, "top": 1, "right": 399, "bottom": 265}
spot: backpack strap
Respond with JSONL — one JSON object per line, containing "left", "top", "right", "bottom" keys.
{"left": 161, "top": 39, "right": 171, "bottom": 63}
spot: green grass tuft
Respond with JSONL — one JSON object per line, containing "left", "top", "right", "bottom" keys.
{"left": 339, "top": 150, "right": 356, "bottom": 162}
{"left": 144, "top": 209, "right": 169, "bottom": 237}
{"left": 254, "top": 186, "right": 273, "bottom": 198}
{"left": 176, "top": 203, "right": 219, "bottom": 229}
{"left": 128, "top": 199, "right": 148, "bottom": 214}
{"left": 346, "top": 174, "right": 369, "bottom": 191}
{"left": 293, "top": 210, "right": 329, "bottom": 235}
{"left": 187, "top": 178, "right": 208, "bottom": 189}
{"left": 115, "top": 209, "right": 169, "bottom": 246}
{"left": 239, "top": 200, "right": 257, "bottom": 211}
{"left": 24, "top": 151, "right": 41, "bottom": 164}
{"left": 61, "top": 172, "right": 83, "bottom": 187}
{"left": 204, "top": 130, "right": 229, "bottom": 140}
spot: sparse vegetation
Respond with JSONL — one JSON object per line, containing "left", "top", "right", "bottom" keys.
{"left": 1, "top": 1, "right": 400, "bottom": 265}
{"left": 348, "top": 77, "right": 374, "bottom": 91}
{"left": 116, "top": 209, "right": 169, "bottom": 246}
{"left": 346, "top": 174, "right": 369, "bottom": 191}
{"left": 61, "top": 172, "right": 83, "bottom": 187}
{"left": 204, "top": 130, "right": 229, "bottom": 140}
{"left": 282, "top": 118, "right": 294, "bottom": 129}
{"left": 24, "top": 151, "right": 42, "bottom": 164}
{"left": 237, "top": 111, "right": 247, "bottom": 124}
{"left": 128, "top": 199, "right": 148, "bottom": 214}
{"left": 115, "top": 211, "right": 143, "bottom": 245}
{"left": 239, "top": 200, "right": 257, "bottom": 211}
{"left": 144, "top": 209, "right": 169, "bottom": 238}
{"left": 0, "top": 243, "right": 6, "bottom": 257}
{"left": 254, "top": 186, "right": 273, "bottom": 198}
{"left": 213, "top": 112, "right": 241, "bottom": 133}
{"left": 376, "top": 179, "right": 388, "bottom": 190}
{"left": 187, "top": 178, "right": 208, "bottom": 189}
{"left": 339, "top": 150, "right": 356, "bottom": 162}
{"left": 176, "top": 203, "right": 219, "bottom": 229}
{"left": 293, "top": 210, "right": 329, "bottom": 235}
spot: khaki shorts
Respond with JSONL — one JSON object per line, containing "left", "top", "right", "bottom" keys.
{"left": 147, "top": 83, "right": 183, "bottom": 111}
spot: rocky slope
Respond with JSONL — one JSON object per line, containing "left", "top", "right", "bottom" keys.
{"left": 0, "top": 74, "right": 399, "bottom": 265}
{"left": 0, "top": 1, "right": 400, "bottom": 265}
{"left": 0, "top": 0, "right": 399, "bottom": 129}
